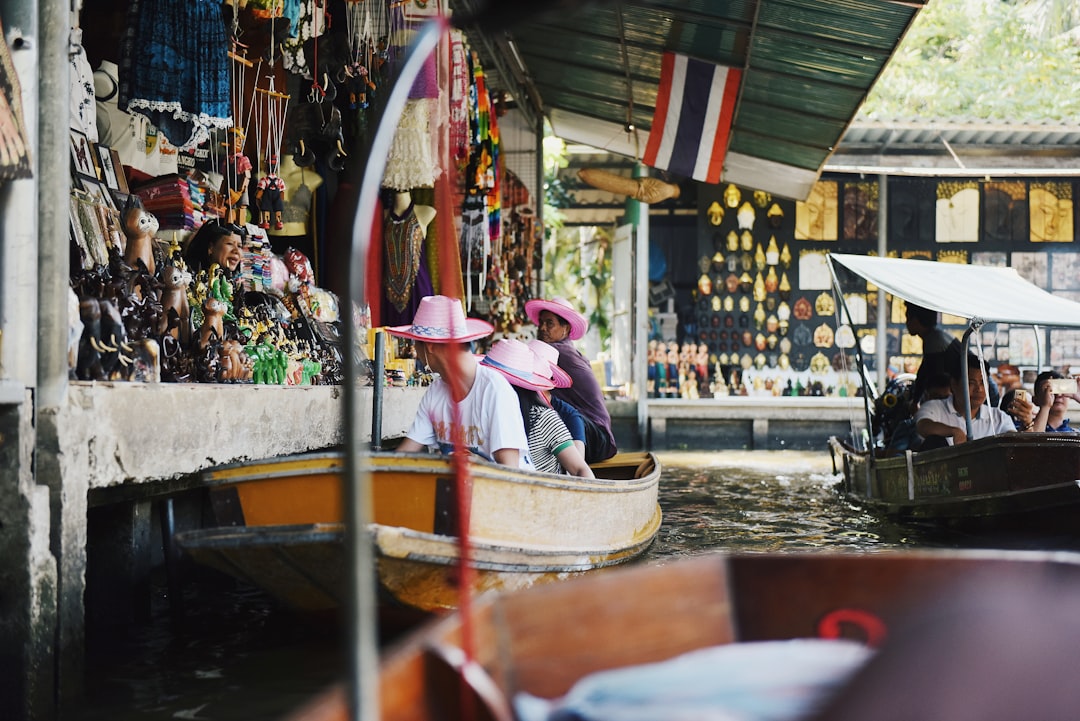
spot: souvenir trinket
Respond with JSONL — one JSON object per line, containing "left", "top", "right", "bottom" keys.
{"left": 724, "top": 183, "right": 741, "bottom": 208}
{"left": 765, "top": 267, "right": 779, "bottom": 294}
{"left": 707, "top": 201, "right": 724, "bottom": 226}
{"left": 815, "top": 292, "right": 836, "bottom": 316}
{"left": 765, "top": 236, "right": 780, "bottom": 266}
{"left": 737, "top": 201, "right": 756, "bottom": 230}
{"left": 753, "top": 273, "right": 766, "bottom": 302}
{"left": 767, "top": 202, "right": 784, "bottom": 229}
{"left": 793, "top": 296, "right": 813, "bottom": 321}
{"left": 754, "top": 302, "right": 766, "bottom": 329}
{"left": 813, "top": 323, "right": 835, "bottom": 348}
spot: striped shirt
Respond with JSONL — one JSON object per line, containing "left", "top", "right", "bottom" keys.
{"left": 527, "top": 405, "right": 575, "bottom": 475}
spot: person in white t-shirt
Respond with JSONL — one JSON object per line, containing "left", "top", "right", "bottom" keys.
{"left": 390, "top": 295, "right": 531, "bottom": 469}
{"left": 915, "top": 352, "right": 1028, "bottom": 448}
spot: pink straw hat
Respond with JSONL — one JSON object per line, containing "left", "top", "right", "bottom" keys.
{"left": 525, "top": 297, "right": 588, "bottom": 341}
{"left": 480, "top": 339, "right": 555, "bottom": 392}
{"left": 386, "top": 295, "right": 493, "bottom": 343}
{"left": 527, "top": 339, "right": 572, "bottom": 388}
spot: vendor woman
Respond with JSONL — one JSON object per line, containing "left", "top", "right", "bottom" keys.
{"left": 184, "top": 221, "right": 245, "bottom": 275}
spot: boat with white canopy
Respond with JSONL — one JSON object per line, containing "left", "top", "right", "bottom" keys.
{"left": 826, "top": 253, "right": 1080, "bottom": 527}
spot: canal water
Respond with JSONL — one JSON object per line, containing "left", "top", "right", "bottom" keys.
{"left": 73, "top": 451, "right": 1076, "bottom": 720}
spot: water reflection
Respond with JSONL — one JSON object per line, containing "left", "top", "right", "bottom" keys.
{"left": 649, "top": 451, "right": 943, "bottom": 557}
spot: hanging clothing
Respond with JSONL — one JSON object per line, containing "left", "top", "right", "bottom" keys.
{"left": 70, "top": 37, "right": 98, "bottom": 142}
{"left": 382, "top": 98, "right": 437, "bottom": 191}
{"left": 118, "top": 0, "right": 232, "bottom": 151}
{"left": 382, "top": 202, "right": 433, "bottom": 326}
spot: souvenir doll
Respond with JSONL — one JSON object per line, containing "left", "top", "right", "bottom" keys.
{"left": 221, "top": 128, "right": 252, "bottom": 225}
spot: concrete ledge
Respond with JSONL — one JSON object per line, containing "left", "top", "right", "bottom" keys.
{"left": 636, "top": 397, "right": 868, "bottom": 451}
{"left": 61, "top": 382, "right": 424, "bottom": 490}
{"left": 644, "top": 396, "right": 870, "bottom": 421}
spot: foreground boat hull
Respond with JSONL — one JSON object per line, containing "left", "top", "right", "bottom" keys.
{"left": 177, "top": 450, "right": 662, "bottom": 612}
{"left": 283, "top": 549, "right": 1080, "bottom": 721}
{"left": 828, "top": 433, "right": 1080, "bottom": 527}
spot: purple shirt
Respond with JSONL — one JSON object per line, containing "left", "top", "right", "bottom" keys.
{"left": 548, "top": 338, "right": 615, "bottom": 448}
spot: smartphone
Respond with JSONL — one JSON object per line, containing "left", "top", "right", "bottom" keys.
{"left": 1048, "top": 378, "right": 1076, "bottom": 395}
{"left": 1014, "top": 389, "right": 1028, "bottom": 403}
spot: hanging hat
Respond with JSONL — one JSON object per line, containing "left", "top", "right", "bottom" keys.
{"left": 481, "top": 339, "right": 555, "bottom": 391}
{"left": 527, "top": 339, "right": 572, "bottom": 388}
{"left": 525, "top": 297, "right": 588, "bottom": 340}
{"left": 386, "top": 295, "right": 493, "bottom": 343}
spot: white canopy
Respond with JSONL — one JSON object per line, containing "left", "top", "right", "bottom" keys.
{"left": 828, "top": 253, "right": 1080, "bottom": 329}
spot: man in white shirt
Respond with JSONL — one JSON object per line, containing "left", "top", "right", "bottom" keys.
{"left": 915, "top": 352, "right": 1022, "bottom": 447}
{"left": 390, "top": 295, "right": 531, "bottom": 469}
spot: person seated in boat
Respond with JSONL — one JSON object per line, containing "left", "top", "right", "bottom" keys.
{"left": 914, "top": 352, "right": 1025, "bottom": 448}
{"left": 481, "top": 339, "right": 594, "bottom": 478}
{"left": 525, "top": 297, "right": 618, "bottom": 463}
{"left": 904, "top": 302, "right": 964, "bottom": 409}
{"left": 1028, "top": 371, "right": 1080, "bottom": 433}
{"left": 389, "top": 295, "right": 532, "bottom": 469}
{"left": 887, "top": 372, "right": 952, "bottom": 453}
{"left": 999, "top": 387, "right": 1036, "bottom": 432}
{"left": 529, "top": 338, "right": 588, "bottom": 459}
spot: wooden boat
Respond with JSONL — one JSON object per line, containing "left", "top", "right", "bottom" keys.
{"left": 283, "top": 549, "right": 1080, "bottom": 721}
{"left": 825, "top": 253, "right": 1080, "bottom": 529}
{"left": 175, "top": 450, "right": 662, "bottom": 612}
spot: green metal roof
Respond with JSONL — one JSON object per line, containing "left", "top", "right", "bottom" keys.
{"left": 456, "top": 0, "right": 925, "bottom": 200}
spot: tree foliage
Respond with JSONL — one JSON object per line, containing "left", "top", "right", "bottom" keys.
{"left": 859, "top": 0, "right": 1080, "bottom": 122}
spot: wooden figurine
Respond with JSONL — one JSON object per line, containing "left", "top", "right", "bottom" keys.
{"left": 121, "top": 198, "right": 159, "bottom": 277}
{"left": 158, "top": 261, "right": 192, "bottom": 344}
{"left": 198, "top": 296, "right": 227, "bottom": 350}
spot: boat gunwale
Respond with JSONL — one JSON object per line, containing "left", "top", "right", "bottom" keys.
{"left": 202, "top": 450, "right": 662, "bottom": 492}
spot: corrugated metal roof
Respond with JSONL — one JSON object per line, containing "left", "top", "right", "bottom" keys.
{"left": 455, "top": 0, "right": 925, "bottom": 199}
{"left": 841, "top": 119, "right": 1080, "bottom": 151}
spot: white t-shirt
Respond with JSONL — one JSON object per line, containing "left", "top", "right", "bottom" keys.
{"left": 406, "top": 364, "right": 533, "bottom": 469}
{"left": 914, "top": 396, "right": 1015, "bottom": 443}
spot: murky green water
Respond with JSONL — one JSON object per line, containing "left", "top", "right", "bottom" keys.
{"left": 74, "top": 450, "right": 1073, "bottom": 719}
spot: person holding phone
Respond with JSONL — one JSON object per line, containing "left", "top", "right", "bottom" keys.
{"left": 1029, "top": 371, "right": 1080, "bottom": 433}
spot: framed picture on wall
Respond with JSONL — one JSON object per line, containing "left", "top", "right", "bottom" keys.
{"left": 69, "top": 129, "right": 97, "bottom": 179}
{"left": 95, "top": 144, "right": 125, "bottom": 192}
{"left": 80, "top": 177, "right": 117, "bottom": 213}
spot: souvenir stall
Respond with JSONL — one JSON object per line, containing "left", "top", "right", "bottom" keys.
{"left": 654, "top": 174, "right": 1080, "bottom": 401}
{"left": 67, "top": 0, "right": 540, "bottom": 387}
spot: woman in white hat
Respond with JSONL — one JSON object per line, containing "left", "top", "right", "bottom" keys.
{"left": 390, "top": 296, "right": 531, "bottom": 469}
{"left": 482, "top": 339, "right": 594, "bottom": 478}
{"left": 525, "top": 297, "right": 618, "bottom": 462}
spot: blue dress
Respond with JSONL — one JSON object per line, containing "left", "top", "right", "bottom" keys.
{"left": 118, "top": 0, "right": 232, "bottom": 151}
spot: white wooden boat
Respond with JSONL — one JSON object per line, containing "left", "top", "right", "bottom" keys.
{"left": 826, "top": 253, "right": 1080, "bottom": 528}
{"left": 176, "top": 450, "right": 662, "bottom": 612}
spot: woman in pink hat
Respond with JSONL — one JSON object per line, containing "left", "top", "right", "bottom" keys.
{"left": 528, "top": 338, "right": 588, "bottom": 459}
{"left": 482, "top": 339, "right": 594, "bottom": 478}
{"left": 525, "top": 297, "right": 617, "bottom": 463}
{"left": 389, "top": 296, "right": 531, "bottom": 469}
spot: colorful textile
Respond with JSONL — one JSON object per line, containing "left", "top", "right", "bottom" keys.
{"left": 118, "top": 0, "right": 232, "bottom": 151}
{"left": 643, "top": 51, "right": 741, "bottom": 184}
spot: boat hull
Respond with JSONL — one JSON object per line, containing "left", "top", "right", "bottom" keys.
{"left": 281, "top": 549, "right": 1080, "bottom": 721}
{"left": 178, "top": 450, "right": 662, "bottom": 612}
{"left": 828, "top": 433, "right": 1080, "bottom": 527}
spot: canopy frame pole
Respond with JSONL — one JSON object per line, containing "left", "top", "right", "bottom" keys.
{"left": 828, "top": 257, "right": 875, "bottom": 450}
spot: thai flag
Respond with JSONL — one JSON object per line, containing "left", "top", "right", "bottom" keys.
{"left": 643, "top": 52, "right": 742, "bottom": 184}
